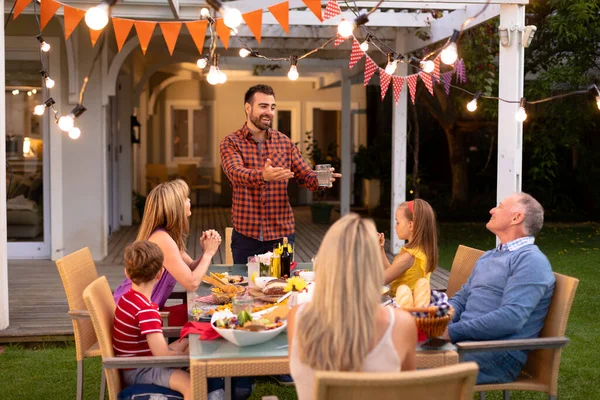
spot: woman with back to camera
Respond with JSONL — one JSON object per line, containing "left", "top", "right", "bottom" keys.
{"left": 287, "top": 213, "right": 417, "bottom": 400}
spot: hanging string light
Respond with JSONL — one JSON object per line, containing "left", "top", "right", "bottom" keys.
{"left": 205, "top": 0, "right": 243, "bottom": 29}
{"left": 40, "top": 71, "right": 55, "bottom": 89}
{"left": 338, "top": 14, "right": 369, "bottom": 38}
{"left": 239, "top": 48, "right": 253, "bottom": 58}
{"left": 68, "top": 127, "right": 82, "bottom": 140}
{"left": 33, "top": 97, "right": 55, "bottom": 116}
{"left": 591, "top": 84, "right": 600, "bottom": 111}
{"left": 287, "top": 55, "right": 299, "bottom": 81}
{"left": 360, "top": 34, "right": 372, "bottom": 52}
{"left": 515, "top": 98, "right": 527, "bottom": 122}
{"left": 11, "top": 89, "right": 19, "bottom": 95}
{"left": 58, "top": 104, "right": 86, "bottom": 132}
{"left": 197, "top": 56, "right": 208, "bottom": 69}
{"left": 466, "top": 91, "right": 482, "bottom": 112}
{"left": 441, "top": 30, "right": 459, "bottom": 65}
{"left": 85, "top": 0, "right": 118, "bottom": 31}
{"left": 206, "top": 54, "right": 227, "bottom": 85}
{"left": 37, "top": 35, "right": 50, "bottom": 52}
{"left": 200, "top": 7, "right": 211, "bottom": 18}
{"left": 420, "top": 60, "right": 435, "bottom": 73}
{"left": 384, "top": 53, "right": 397, "bottom": 75}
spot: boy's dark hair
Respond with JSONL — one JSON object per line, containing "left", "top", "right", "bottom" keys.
{"left": 244, "top": 84, "right": 275, "bottom": 105}
{"left": 124, "top": 241, "right": 164, "bottom": 285}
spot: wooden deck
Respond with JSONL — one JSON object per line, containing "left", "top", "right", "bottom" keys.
{"left": 1, "top": 206, "right": 449, "bottom": 341}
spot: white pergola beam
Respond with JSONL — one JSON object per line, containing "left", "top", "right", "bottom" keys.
{"left": 262, "top": 10, "right": 431, "bottom": 27}
{"left": 167, "top": 0, "right": 180, "bottom": 18}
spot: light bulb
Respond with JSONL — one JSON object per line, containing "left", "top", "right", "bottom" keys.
{"left": 40, "top": 41, "right": 50, "bottom": 52}
{"left": 337, "top": 20, "right": 354, "bottom": 38}
{"left": 200, "top": 7, "right": 210, "bottom": 18}
{"left": 223, "top": 7, "right": 243, "bottom": 29}
{"left": 515, "top": 106, "right": 527, "bottom": 122}
{"left": 441, "top": 43, "right": 458, "bottom": 65}
{"left": 45, "top": 76, "right": 55, "bottom": 89}
{"left": 33, "top": 104, "right": 46, "bottom": 116}
{"left": 23, "top": 138, "right": 31, "bottom": 154}
{"left": 384, "top": 62, "right": 396, "bottom": 75}
{"left": 27, "top": 91, "right": 32, "bottom": 96}
{"left": 360, "top": 40, "right": 369, "bottom": 52}
{"left": 466, "top": 99, "right": 478, "bottom": 112}
{"left": 197, "top": 58, "right": 207, "bottom": 69}
{"left": 206, "top": 66, "right": 220, "bottom": 85}
{"left": 217, "top": 70, "right": 227, "bottom": 84}
{"left": 58, "top": 115, "right": 75, "bottom": 132}
{"left": 596, "top": 97, "right": 600, "bottom": 110}
{"left": 68, "top": 127, "right": 81, "bottom": 140}
{"left": 421, "top": 60, "right": 435, "bottom": 73}
{"left": 239, "top": 48, "right": 251, "bottom": 58}
{"left": 85, "top": 3, "right": 110, "bottom": 31}
{"left": 287, "top": 65, "right": 299, "bottom": 81}
{"left": 32, "top": 89, "right": 37, "bottom": 94}
{"left": 12, "top": 89, "right": 19, "bottom": 95}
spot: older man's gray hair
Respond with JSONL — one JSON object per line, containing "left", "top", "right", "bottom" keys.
{"left": 514, "top": 193, "right": 544, "bottom": 237}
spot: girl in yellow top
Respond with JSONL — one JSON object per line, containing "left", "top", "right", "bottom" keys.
{"left": 379, "top": 199, "right": 438, "bottom": 295}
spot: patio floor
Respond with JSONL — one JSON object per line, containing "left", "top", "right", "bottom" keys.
{"left": 1, "top": 206, "right": 449, "bottom": 341}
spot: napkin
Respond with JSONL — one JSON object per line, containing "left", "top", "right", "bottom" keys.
{"left": 290, "top": 261, "right": 298, "bottom": 272}
{"left": 179, "top": 321, "right": 221, "bottom": 341}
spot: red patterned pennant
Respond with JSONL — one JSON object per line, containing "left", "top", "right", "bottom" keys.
{"left": 364, "top": 57, "right": 377, "bottom": 86}
{"left": 442, "top": 71, "right": 453, "bottom": 95}
{"left": 379, "top": 69, "right": 391, "bottom": 101}
{"left": 392, "top": 76, "right": 405, "bottom": 104}
{"left": 433, "top": 56, "right": 441, "bottom": 82}
{"left": 349, "top": 38, "right": 364, "bottom": 69}
{"left": 419, "top": 72, "right": 434, "bottom": 96}
{"left": 334, "top": 34, "right": 348, "bottom": 47}
{"left": 407, "top": 74, "right": 418, "bottom": 104}
{"left": 323, "top": 0, "right": 342, "bottom": 20}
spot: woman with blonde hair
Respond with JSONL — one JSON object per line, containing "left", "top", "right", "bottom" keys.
{"left": 114, "top": 180, "right": 221, "bottom": 317}
{"left": 287, "top": 213, "right": 417, "bottom": 399}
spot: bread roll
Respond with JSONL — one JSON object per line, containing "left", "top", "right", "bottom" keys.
{"left": 262, "top": 279, "right": 287, "bottom": 295}
{"left": 413, "top": 278, "right": 431, "bottom": 307}
{"left": 395, "top": 285, "right": 413, "bottom": 309}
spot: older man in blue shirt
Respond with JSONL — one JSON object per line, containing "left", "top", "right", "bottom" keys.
{"left": 442, "top": 192, "right": 555, "bottom": 384}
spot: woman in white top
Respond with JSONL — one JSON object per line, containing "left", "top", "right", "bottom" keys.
{"left": 288, "top": 213, "right": 417, "bottom": 400}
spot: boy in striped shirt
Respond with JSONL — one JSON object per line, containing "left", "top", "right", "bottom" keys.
{"left": 113, "top": 241, "right": 190, "bottom": 399}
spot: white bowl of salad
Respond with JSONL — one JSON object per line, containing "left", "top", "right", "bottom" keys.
{"left": 211, "top": 310, "right": 287, "bottom": 347}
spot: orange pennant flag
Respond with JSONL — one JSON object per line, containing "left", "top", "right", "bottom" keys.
{"left": 89, "top": 28, "right": 103, "bottom": 47}
{"left": 112, "top": 18, "right": 134, "bottom": 52}
{"left": 134, "top": 21, "right": 157, "bottom": 55}
{"left": 63, "top": 5, "right": 85, "bottom": 40}
{"left": 214, "top": 18, "right": 230, "bottom": 49}
{"left": 302, "top": 0, "right": 323, "bottom": 22}
{"left": 185, "top": 21, "right": 208, "bottom": 55}
{"left": 268, "top": 1, "right": 289, "bottom": 34}
{"left": 242, "top": 9, "right": 263, "bottom": 44}
{"left": 13, "top": 0, "right": 33, "bottom": 19}
{"left": 40, "top": 0, "right": 62, "bottom": 30}
{"left": 159, "top": 22, "right": 182, "bottom": 56}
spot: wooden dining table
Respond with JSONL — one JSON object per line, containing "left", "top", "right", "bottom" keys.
{"left": 188, "top": 264, "right": 458, "bottom": 400}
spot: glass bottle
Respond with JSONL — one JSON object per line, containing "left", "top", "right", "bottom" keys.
{"left": 281, "top": 237, "right": 291, "bottom": 278}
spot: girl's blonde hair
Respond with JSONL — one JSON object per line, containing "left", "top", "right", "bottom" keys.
{"left": 400, "top": 199, "right": 438, "bottom": 274}
{"left": 297, "top": 213, "right": 383, "bottom": 371}
{"left": 136, "top": 181, "right": 189, "bottom": 251}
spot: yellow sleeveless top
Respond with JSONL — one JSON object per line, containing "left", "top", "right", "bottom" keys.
{"left": 389, "top": 246, "right": 431, "bottom": 296}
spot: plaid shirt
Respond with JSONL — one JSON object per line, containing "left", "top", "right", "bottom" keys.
{"left": 497, "top": 236, "right": 535, "bottom": 252}
{"left": 220, "top": 123, "right": 320, "bottom": 241}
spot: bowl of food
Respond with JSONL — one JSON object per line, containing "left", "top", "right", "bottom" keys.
{"left": 211, "top": 310, "right": 287, "bottom": 347}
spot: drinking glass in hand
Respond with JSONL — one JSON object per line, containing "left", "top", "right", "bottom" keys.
{"left": 316, "top": 164, "right": 332, "bottom": 187}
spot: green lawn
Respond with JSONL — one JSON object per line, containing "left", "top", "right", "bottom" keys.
{"left": 0, "top": 223, "right": 598, "bottom": 399}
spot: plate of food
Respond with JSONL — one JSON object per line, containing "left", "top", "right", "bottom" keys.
{"left": 211, "top": 307, "right": 288, "bottom": 346}
{"left": 203, "top": 272, "right": 248, "bottom": 286}
{"left": 248, "top": 278, "right": 288, "bottom": 302}
{"left": 189, "top": 304, "right": 219, "bottom": 322}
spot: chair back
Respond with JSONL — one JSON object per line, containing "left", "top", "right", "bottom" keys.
{"left": 55, "top": 247, "right": 99, "bottom": 362}
{"left": 225, "top": 227, "right": 233, "bottom": 264}
{"left": 83, "top": 276, "right": 122, "bottom": 400}
{"left": 146, "top": 164, "right": 169, "bottom": 189}
{"left": 177, "top": 163, "right": 199, "bottom": 186}
{"left": 446, "top": 245, "right": 485, "bottom": 297}
{"left": 314, "top": 362, "right": 479, "bottom": 400}
{"left": 522, "top": 272, "right": 578, "bottom": 393}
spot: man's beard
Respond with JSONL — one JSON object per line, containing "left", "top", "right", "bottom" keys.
{"left": 250, "top": 112, "right": 272, "bottom": 131}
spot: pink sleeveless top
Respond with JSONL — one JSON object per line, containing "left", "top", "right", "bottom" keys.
{"left": 290, "top": 306, "right": 401, "bottom": 400}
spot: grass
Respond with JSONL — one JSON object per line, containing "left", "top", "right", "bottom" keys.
{"left": 0, "top": 223, "right": 598, "bottom": 399}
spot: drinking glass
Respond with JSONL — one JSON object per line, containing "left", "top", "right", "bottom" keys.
{"left": 232, "top": 295, "right": 254, "bottom": 315}
{"left": 316, "top": 164, "right": 332, "bottom": 187}
{"left": 247, "top": 256, "right": 260, "bottom": 288}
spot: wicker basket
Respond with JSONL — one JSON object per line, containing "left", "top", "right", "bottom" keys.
{"left": 403, "top": 305, "right": 455, "bottom": 338}
{"left": 211, "top": 286, "right": 245, "bottom": 305}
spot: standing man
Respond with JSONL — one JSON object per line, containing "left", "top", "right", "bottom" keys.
{"left": 220, "top": 84, "right": 341, "bottom": 264}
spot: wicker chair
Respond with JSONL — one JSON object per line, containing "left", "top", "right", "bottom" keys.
{"left": 178, "top": 163, "right": 213, "bottom": 207}
{"left": 225, "top": 227, "right": 233, "bottom": 264}
{"left": 55, "top": 247, "right": 105, "bottom": 400}
{"left": 146, "top": 163, "right": 169, "bottom": 191}
{"left": 446, "top": 245, "right": 485, "bottom": 297}
{"left": 314, "top": 362, "right": 479, "bottom": 400}
{"left": 457, "top": 272, "right": 579, "bottom": 400}
{"left": 83, "top": 276, "right": 188, "bottom": 400}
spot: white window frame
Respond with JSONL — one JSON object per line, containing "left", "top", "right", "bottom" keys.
{"left": 165, "top": 99, "right": 216, "bottom": 168}
{"left": 272, "top": 101, "right": 301, "bottom": 147}
{"left": 304, "top": 101, "right": 360, "bottom": 155}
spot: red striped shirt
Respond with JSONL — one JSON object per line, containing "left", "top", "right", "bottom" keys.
{"left": 112, "top": 289, "right": 163, "bottom": 357}
{"left": 220, "top": 123, "right": 320, "bottom": 240}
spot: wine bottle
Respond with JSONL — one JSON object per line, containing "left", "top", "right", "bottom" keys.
{"left": 281, "top": 237, "right": 291, "bottom": 278}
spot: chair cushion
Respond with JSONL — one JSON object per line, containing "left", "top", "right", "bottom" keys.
{"left": 117, "top": 384, "right": 183, "bottom": 400}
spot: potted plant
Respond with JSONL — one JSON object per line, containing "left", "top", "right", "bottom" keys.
{"left": 304, "top": 132, "right": 340, "bottom": 224}
{"left": 132, "top": 191, "right": 146, "bottom": 223}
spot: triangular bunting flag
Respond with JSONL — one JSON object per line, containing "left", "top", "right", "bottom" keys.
{"left": 40, "top": 0, "right": 62, "bottom": 31}
{"left": 242, "top": 9, "right": 263, "bottom": 43}
{"left": 407, "top": 74, "right": 418, "bottom": 104}
{"left": 334, "top": 34, "right": 347, "bottom": 47}
{"left": 185, "top": 21, "right": 208, "bottom": 55}
{"left": 89, "top": 27, "right": 103, "bottom": 47}
{"left": 63, "top": 5, "right": 85, "bottom": 40}
{"left": 13, "top": 0, "right": 33, "bottom": 20}
{"left": 455, "top": 58, "right": 467, "bottom": 84}
{"left": 442, "top": 71, "right": 453, "bottom": 95}
{"left": 419, "top": 72, "right": 434, "bottom": 96}
{"left": 214, "top": 18, "right": 230, "bottom": 49}
{"left": 392, "top": 76, "right": 405, "bottom": 104}
{"left": 268, "top": 1, "right": 289, "bottom": 34}
{"left": 379, "top": 69, "right": 392, "bottom": 101}
{"left": 433, "top": 56, "right": 441, "bottom": 82}
{"left": 323, "top": 0, "right": 341, "bottom": 20}
{"left": 302, "top": 0, "right": 323, "bottom": 22}
{"left": 159, "top": 22, "right": 182, "bottom": 56}
{"left": 364, "top": 57, "right": 377, "bottom": 86}
{"left": 134, "top": 21, "right": 157, "bottom": 55}
{"left": 349, "top": 38, "right": 365, "bottom": 69}
{"left": 113, "top": 18, "right": 134, "bottom": 52}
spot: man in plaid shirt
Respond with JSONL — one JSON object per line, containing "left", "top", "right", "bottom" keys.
{"left": 220, "top": 84, "right": 341, "bottom": 264}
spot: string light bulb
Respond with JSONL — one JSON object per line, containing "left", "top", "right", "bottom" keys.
{"left": 421, "top": 60, "right": 435, "bottom": 73}
{"left": 217, "top": 69, "right": 227, "bottom": 84}
{"left": 85, "top": 1, "right": 113, "bottom": 31}
{"left": 360, "top": 40, "right": 369, "bottom": 52}
{"left": 441, "top": 30, "right": 459, "bottom": 65}
{"left": 33, "top": 97, "right": 55, "bottom": 116}
{"left": 197, "top": 57, "right": 208, "bottom": 69}
{"left": 12, "top": 89, "right": 19, "bottom": 95}
{"left": 200, "top": 7, "right": 210, "bottom": 18}
{"left": 384, "top": 53, "right": 396, "bottom": 75}
{"left": 68, "top": 127, "right": 81, "bottom": 140}
{"left": 597, "top": 96, "right": 600, "bottom": 111}
{"left": 32, "top": 89, "right": 37, "bottom": 94}
{"left": 590, "top": 85, "right": 600, "bottom": 111}
{"left": 45, "top": 76, "right": 55, "bottom": 89}
{"left": 23, "top": 137, "right": 31, "bottom": 155}
{"left": 37, "top": 35, "right": 50, "bottom": 52}
{"left": 58, "top": 115, "right": 75, "bottom": 132}
{"left": 467, "top": 91, "right": 482, "bottom": 112}
{"left": 206, "top": 0, "right": 242, "bottom": 29}
{"left": 239, "top": 48, "right": 251, "bottom": 58}
{"left": 515, "top": 98, "right": 527, "bottom": 122}
{"left": 287, "top": 56, "right": 299, "bottom": 81}
{"left": 337, "top": 14, "right": 369, "bottom": 39}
